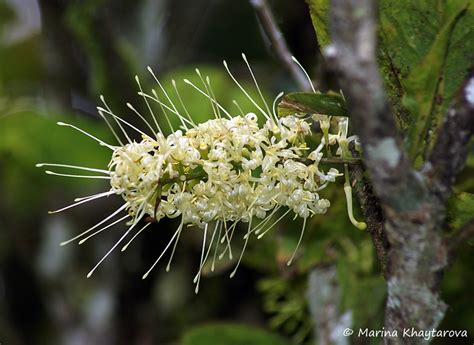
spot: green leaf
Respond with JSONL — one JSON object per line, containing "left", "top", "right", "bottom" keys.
{"left": 181, "top": 324, "right": 288, "bottom": 345}
{"left": 305, "top": 0, "right": 330, "bottom": 48}
{"left": 277, "top": 92, "right": 347, "bottom": 117}
{"left": 378, "top": 0, "right": 471, "bottom": 160}
{"left": 403, "top": 0, "right": 469, "bottom": 159}
{"left": 447, "top": 192, "right": 474, "bottom": 230}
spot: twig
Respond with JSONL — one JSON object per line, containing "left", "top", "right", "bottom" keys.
{"left": 424, "top": 70, "right": 474, "bottom": 203}
{"left": 249, "top": 0, "right": 311, "bottom": 91}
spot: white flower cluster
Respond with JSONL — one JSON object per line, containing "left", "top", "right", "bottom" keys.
{"left": 110, "top": 113, "right": 340, "bottom": 228}
{"left": 38, "top": 56, "right": 364, "bottom": 288}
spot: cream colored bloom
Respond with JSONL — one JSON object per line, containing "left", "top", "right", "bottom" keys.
{"left": 37, "top": 55, "right": 359, "bottom": 292}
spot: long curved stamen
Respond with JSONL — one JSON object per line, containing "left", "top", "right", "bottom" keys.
{"left": 148, "top": 67, "right": 188, "bottom": 132}
{"left": 171, "top": 79, "right": 196, "bottom": 126}
{"left": 195, "top": 69, "right": 219, "bottom": 119}
{"left": 97, "top": 107, "right": 150, "bottom": 138}
{"left": 230, "top": 214, "right": 253, "bottom": 278}
{"left": 134, "top": 75, "right": 163, "bottom": 135}
{"left": 139, "top": 91, "right": 195, "bottom": 129}
{"left": 272, "top": 91, "right": 285, "bottom": 124}
{"left": 241, "top": 53, "right": 272, "bottom": 118}
{"left": 87, "top": 218, "right": 142, "bottom": 278}
{"left": 149, "top": 89, "right": 175, "bottom": 132}
{"left": 211, "top": 222, "right": 223, "bottom": 272}
{"left": 147, "top": 67, "right": 183, "bottom": 119}
{"left": 100, "top": 95, "right": 132, "bottom": 144}
{"left": 192, "top": 221, "right": 219, "bottom": 278}
{"left": 121, "top": 222, "right": 152, "bottom": 252}
{"left": 74, "top": 190, "right": 118, "bottom": 202}
{"left": 48, "top": 190, "right": 114, "bottom": 214}
{"left": 233, "top": 100, "right": 245, "bottom": 116}
{"left": 205, "top": 75, "right": 223, "bottom": 119}
{"left": 98, "top": 109, "right": 125, "bottom": 146}
{"left": 218, "top": 220, "right": 239, "bottom": 260}
{"left": 287, "top": 216, "right": 307, "bottom": 266}
{"left": 60, "top": 203, "right": 130, "bottom": 246}
{"left": 79, "top": 214, "right": 130, "bottom": 244}
{"left": 223, "top": 60, "right": 273, "bottom": 124}
{"left": 194, "top": 223, "right": 208, "bottom": 294}
{"left": 165, "top": 222, "right": 184, "bottom": 272}
{"left": 251, "top": 205, "right": 281, "bottom": 236}
{"left": 142, "top": 221, "right": 184, "bottom": 279}
{"left": 44, "top": 171, "right": 110, "bottom": 180}
{"left": 57, "top": 122, "right": 117, "bottom": 150}
{"left": 291, "top": 56, "right": 317, "bottom": 93}
{"left": 126, "top": 101, "right": 158, "bottom": 136}
{"left": 183, "top": 79, "right": 232, "bottom": 118}
{"left": 257, "top": 208, "right": 291, "bottom": 239}
{"left": 36, "top": 163, "right": 110, "bottom": 175}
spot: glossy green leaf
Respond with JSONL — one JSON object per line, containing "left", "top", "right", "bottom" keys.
{"left": 181, "top": 324, "right": 288, "bottom": 345}
{"left": 278, "top": 92, "right": 347, "bottom": 117}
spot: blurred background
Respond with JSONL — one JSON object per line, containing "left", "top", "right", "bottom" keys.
{"left": 0, "top": 0, "right": 473, "bottom": 344}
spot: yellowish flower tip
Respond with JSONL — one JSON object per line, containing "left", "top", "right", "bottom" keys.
{"left": 355, "top": 221, "right": 367, "bottom": 231}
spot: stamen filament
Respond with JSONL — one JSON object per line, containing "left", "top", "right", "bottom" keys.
{"left": 60, "top": 203, "right": 129, "bottom": 246}
{"left": 287, "top": 216, "right": 307, "bottom": 266}
{"left": 87, "top": 219, "right": 141, "bottom": 278}
{"left": 183, "top": 79, "right": 232, "bottom": 118}
{"left": 100, "top": 95, "right": 132, "bottom": 143}
{"left": 121, "top": 222, "right": 152, "bottom": 251}
{"left": 223, "top": 60, "right": 273, "bottom": 124}
{"left": 142, "top": 221, "right": 184, "bottom": 279}
{"left": 57, "top": 122, "right": 116, "bottom": 150}
{"left": 79, "top": 214, "right": 129, "bottom": 244}
{"left": 291, "top": 56, "right": 317, "bottom": 93}
{"left": 45, "top": 171, "right": 110, "bottom": 180}
{"left": 134, "top": 75, "right": 163, "bottom": 135}
{"left": 36, "top": 163, "right": 110, "bottom": 175}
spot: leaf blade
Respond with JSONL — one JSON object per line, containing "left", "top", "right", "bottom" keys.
{"left": 278, "top": 92, "right": 347, "bottom": 117}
